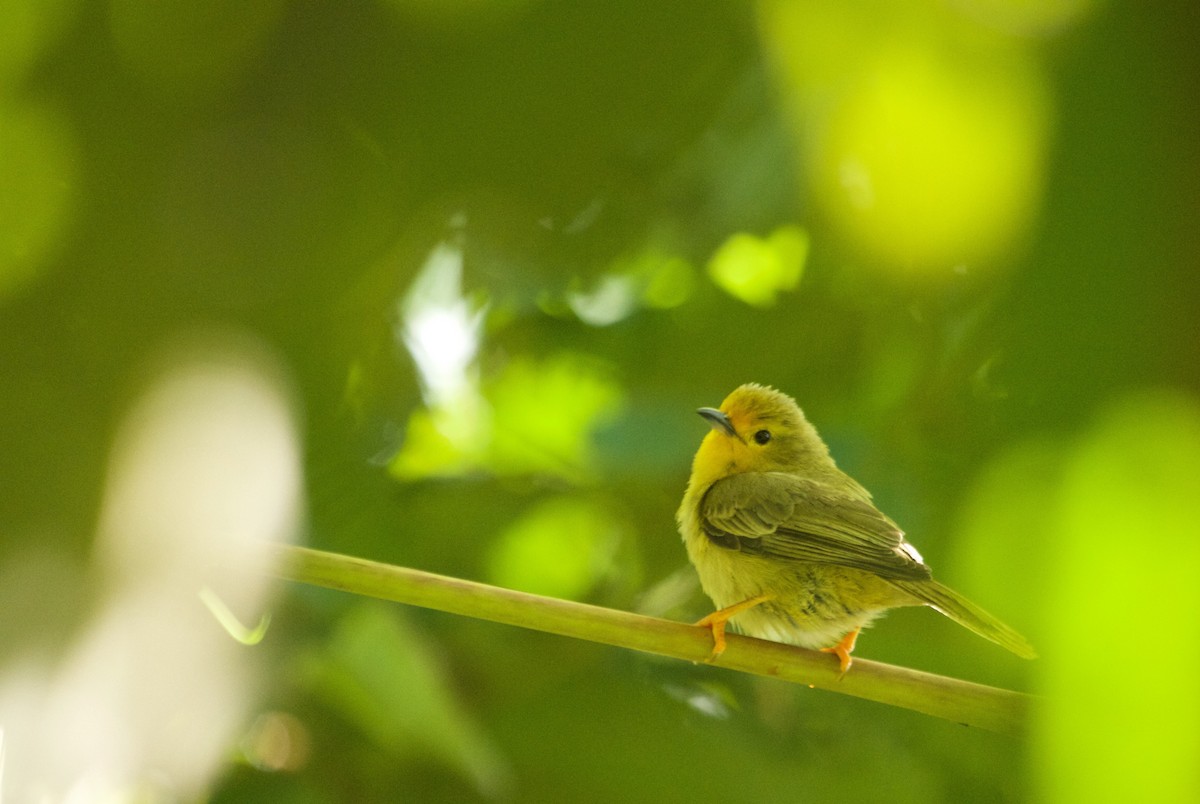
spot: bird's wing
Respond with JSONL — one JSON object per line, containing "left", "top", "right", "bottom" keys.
{"left": 699, "top": 471, "right": 932, "bottom": 581}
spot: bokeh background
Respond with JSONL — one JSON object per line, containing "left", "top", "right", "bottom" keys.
{"left": 2, "top": 1, "right": 1198, "bottom": 801}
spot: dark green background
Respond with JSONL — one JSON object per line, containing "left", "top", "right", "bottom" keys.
{"left": 2, "top": 1, "right": 1197, "bottom": 802}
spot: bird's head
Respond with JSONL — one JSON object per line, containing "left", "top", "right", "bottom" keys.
{"left": 688, "top": 383, "right": 831, "bottom": 488}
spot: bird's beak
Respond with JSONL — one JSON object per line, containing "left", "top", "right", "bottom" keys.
{"left": 697, "top": 407, "right": 737, "bottom": 437}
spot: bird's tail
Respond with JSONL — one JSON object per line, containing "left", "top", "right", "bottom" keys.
{"left": 891, "top": 580, "right": 1037, "bottom": 659}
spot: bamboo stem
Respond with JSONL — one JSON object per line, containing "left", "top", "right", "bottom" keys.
{"left": 271, "top": 544, "right": 1033, "bottom": 735}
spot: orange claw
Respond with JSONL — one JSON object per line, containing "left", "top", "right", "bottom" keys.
{"left": 821, "top": 627, "right": 861, "bottom": 677}
{"left": 694, "top": 594, "right": 772, "bottom": 661}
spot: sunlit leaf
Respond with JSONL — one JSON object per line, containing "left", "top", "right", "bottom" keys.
{"left": 487, "top": 497, "right": 623, "bottom": 599}
{"left": 706, "top": 225, "right": 808, "bottom": 307}
{"left": 760, "top": 0, "right": 1051, "bottom": 274}
{"left": 390, "top": 406, "right": 484, "bottom": 479}
{"left": 486, "top": 354, "right": 624, "bottom": 480}
{"left": 391, "top": 353, "right": 623, "bottom": 482}
{"left": 1036, "top": 391, "right": 1200, "bottom": 803}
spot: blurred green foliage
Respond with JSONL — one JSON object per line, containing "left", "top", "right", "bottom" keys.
{"left": 486, "top": 496, "right": 624, "bottom": 599}
{"left": 299, "top": 603, "right": 509, "bottom": 796}
{"left": 707, "top": 225, "right": 808, "bottom": 307}
{"left": 1037, "top": 393, "right": 1200, "bottom": 802}
{"left": 2, "top": 0, "right": 1198, "bottom": 801}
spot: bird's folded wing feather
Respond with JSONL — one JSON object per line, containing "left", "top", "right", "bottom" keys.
{"left": 700, "top": 472, "right": 932, "bottom": 581}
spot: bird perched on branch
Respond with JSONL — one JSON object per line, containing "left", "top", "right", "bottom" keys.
{"left": 677, "top": 383, "right": 1036, "bottom": 674}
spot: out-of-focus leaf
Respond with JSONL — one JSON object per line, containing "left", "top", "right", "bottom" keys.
{"left": 0, "top": 101, "right": 75, "bottom": 298}
{"left": 706, "top": 225, "right": 808, "bottom": 307}
{"left": 636, "top": 251, "right": 696, "bottom": 310}
{"left": 1037, "top": 391, "right": 1200, "bottom": 803}
{"left": 486, "top": 354, "right": 624, "bottom": 479}
{"left": 301, "top": 603, "right": 509, "bottom": 797}
{"left": 487, "top": 496, "right": 624, "bottom": 599}
{"left": 390, "top": 405, "right": 485, "bottom": 479}
{"left": 953, "top": 438, "right": 1065, "bottom": 651}
{"left": 393, "top": 353, "right": 623, "bottom": 482}
{"left": 567, "top": 274, "right": 638, "bottom": 326}
{"left": 760, "top": 0, "right": 1051, "bottom": 274}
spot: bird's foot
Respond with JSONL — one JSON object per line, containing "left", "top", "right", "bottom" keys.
{"left": 694, "top": 594, "right": 772, "bottom": 662}
{"left": 821, "top": 627, "right": 861, "bottom": 678}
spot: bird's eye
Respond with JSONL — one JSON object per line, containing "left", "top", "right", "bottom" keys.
{"left": 753, "top": 429, "right": 772, "bottom": 445}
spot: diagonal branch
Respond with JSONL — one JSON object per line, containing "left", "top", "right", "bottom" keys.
{"left": 271, "top": 544, "right": 1034, "bottom": 735}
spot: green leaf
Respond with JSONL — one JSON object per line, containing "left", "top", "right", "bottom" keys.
{"left": 487, "top": 497, "right": 623, "bottom": 599}
{"left": 1037, "top": 391, "right": 1200, "bottom": 803}
{"left": 706, "top": 225, "right": 808, "bottom": 307}
{"left": 301, "top": 603, "right": 510, "bottom": 796}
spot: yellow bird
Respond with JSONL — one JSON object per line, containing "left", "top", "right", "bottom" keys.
{"left": 677, "top": 383, "right": 1036, "bottom": 673}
